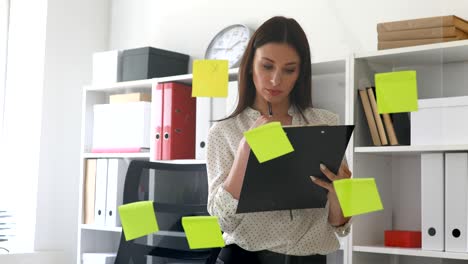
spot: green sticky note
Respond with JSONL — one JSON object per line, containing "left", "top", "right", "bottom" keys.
{"left": 182, "top": 216, "right": 225, "bottom": 249}
{"left": 118, "top": 201, "right": 159, "bottom": 241}
{"left": 375, "top": 70, "right": 418, "bottom": 114}
{"left": 333, "top": 178, "right": 384, "bottom": 217}
{"left": 243, "top": 122, "right": 294, "bottom": 163}
{"left": 192, "top": 59, "right": 228, "bottom": 97}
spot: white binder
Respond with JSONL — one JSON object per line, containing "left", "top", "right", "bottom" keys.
{"left": 421, "top": 153, "right": 444, "bottom": 251}
{"left": 94, "top": 159, "right": 108, "bottom": 226}
{"left": 105, "top": 159, "right": 130, "bottom": 227}
{"left": 195, "top": 97, "right": 212, "bottom": 160}
{"left": 445, "top": 152, "right": 468, "bottom": 252}
{"left": 195, "top": 81, "right": 237, "bottom": 160}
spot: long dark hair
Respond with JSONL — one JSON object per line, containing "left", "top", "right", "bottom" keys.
{"left": 225, "top": 16, "right": 312, "bottom": 120}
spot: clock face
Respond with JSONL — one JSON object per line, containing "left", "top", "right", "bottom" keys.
{"left": 205, "top": 24, "right": 252, "bottom": 68}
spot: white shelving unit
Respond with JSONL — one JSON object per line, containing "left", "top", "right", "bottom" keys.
{"left": 351, "top": 40, "right": 468, "bottom": 264}
{"left": 77, "top": 78, "right": 155, "bottom": 264}
{"left": 76, "top": 69, "right": 241, "bottom": 264}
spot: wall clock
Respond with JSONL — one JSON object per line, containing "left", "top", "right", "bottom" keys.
{"left": 205, "top": 24, "right": 253, "bottom": 68}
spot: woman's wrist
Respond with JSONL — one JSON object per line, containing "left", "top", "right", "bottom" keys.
{"left": 238, "top": 137, "right": 250, "bottom": 153}
{"left": 327, "top": 191, "right": 350, "bottom": 226}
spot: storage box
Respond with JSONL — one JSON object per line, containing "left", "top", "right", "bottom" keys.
{"left": 122, "top": 46, "right": 189, "bottom": 81}
{"left": 109, "top": 92, "right": 151, "bottom": 104}
{"left": 92, "top": 102, "right": 150, "bottom": 152}
{"left": 411, "top": 96, "right": 468, "bottom": 146}
{"left": 92, "top": 50, "right": 122, "bottom": 84}
{"left": 385, "top": 230, "right": 421, "bottom": 248}
{"left": 82, "top": 253, "right": 116, "bottom": 264}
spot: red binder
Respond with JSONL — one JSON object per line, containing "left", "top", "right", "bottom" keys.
{"left": 153, "top": 83, "right": 164, "bottom": 160}
{"left": 153, "top": 82, "right": 196, "bottom": 160}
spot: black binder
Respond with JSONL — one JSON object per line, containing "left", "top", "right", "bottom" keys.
{"left": 236, "top": 125, "right": 354, "bottom": 214}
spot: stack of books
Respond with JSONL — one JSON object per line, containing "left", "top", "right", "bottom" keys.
{"left": 377, "top": 15, "right": 468, "bottom": 50}
{"left": 358, "top": 87, "right": 410, "bottom": 146}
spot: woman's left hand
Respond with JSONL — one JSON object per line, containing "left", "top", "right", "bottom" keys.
{"left": 310, "top": 161, "right": 352, "bottom": 195}
{"left": 311, "top": 161, "right": 352, "bottom": 226}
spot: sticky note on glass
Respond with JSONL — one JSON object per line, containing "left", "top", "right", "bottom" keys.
{"left": 192, "top": 59, "right": 228, "bottom": 97}
{"left": 333, "top": 178, "right": 383, "bottom": 217}
{"left": 182, "top": 216, "right": 225, "bottom": 249}
{"left": 118, "top": 201, "right": 159, "bottom": 241}
{"left": 243, "top": 122, "right": 294, "bottom": 163}
{"left": 375, "top": 70, "right": 418, "bottom": 114}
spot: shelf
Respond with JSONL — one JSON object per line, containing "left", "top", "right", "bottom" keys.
{"left": 81, "top": 224, "right": 122, "bottom": 232}
{"left": 80, "top": 225, "right": 186, "bottom": 238}
{"left": 156, "top": 67, "right": 239, "bottom": 85}
{"left": 355, "top": 39, "right": 468, "bottom": 66}
{"left": 355, "top": 144, "right": 468, "bottom": 155}
{"left": 354, "top": 245, "right": 468, "bottom": 260}
{"left": 150, "top": 159, "right": 206, "bottom": 164}
{"left": 83, "top": 67, "right": 239, "bottom": 92}
{"left": 84, "top": 79, "right": 154, "bottom": 92}
{"left": 83, "top": 152, "right": 151, "bottom": 159}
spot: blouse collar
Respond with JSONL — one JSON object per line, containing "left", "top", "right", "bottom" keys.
{"left": 244, "top": 105, "right": 301, "bottom": 125}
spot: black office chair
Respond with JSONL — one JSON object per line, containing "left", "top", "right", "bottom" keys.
{"left": 115, "top": 160, "right": 220, "bottom": 264}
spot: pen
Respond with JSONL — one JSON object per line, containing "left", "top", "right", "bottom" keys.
{"left": 267, "top": 102, "right": 273, "bottom": 117}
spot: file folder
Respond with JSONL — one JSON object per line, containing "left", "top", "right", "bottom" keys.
{"left": 153, "top": 83, "right": 164, "bottom": 160}
{"left": 84, "top": 159, "right": 97, "bottom": 225}
{"left": 162, "top": 82, "right": 196, "bottom": 160}
{"left": 105, "top": 159, "right": 130, "bottom": 227}
{"left": 445, "top": 152, "right": 468, "bottom": 252}
{"left": 94, "top": 159, "right": 108, "bottom": 226}
{"left": 421, "top": 153, "right": 444, "bottom": 251}
{"left": 237, "top": 125, "right": 354, "bottom": 213}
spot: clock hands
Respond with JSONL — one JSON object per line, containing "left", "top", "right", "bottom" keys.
{"left": 228, "top": 40, "right": 241, "bottom": 50}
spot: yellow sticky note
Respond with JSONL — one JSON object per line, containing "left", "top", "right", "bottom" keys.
{"left": 375, "top": 70, "right": 418, "bottom": 114}
{"left": 192, "top": 60, "right": 228, "bottom": 97}
{"left": 182, "top": 216, "right": 225, "bottom": 249}
{"left": 118, "top": 201, "right": 159, "bottom": 241}
{"left": 333, "top": 178, "right": 384, "bottom": 217}
{"left": 243, "top": 122, "right": 294, "bottom": 163}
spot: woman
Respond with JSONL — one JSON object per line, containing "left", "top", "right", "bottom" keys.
{"left": 206, "top": 16, "right": 352, "bottom": 264}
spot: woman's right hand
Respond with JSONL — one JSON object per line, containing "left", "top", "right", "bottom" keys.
{"left": 239, "top": 115, "right": 272, "bottom": 151}
{"left": 250, "top": 115, "right": 272, "bottom": 129}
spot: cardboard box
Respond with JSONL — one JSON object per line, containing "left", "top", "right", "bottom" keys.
{"left": 92, "top": 102, "right": 150, "bottom": 152}
{"left": 122, "top": 46, "right": 189, "bottom": 81}
{"left": 411, "top": 96, "right": 468, "bottom": 146}
{"left": 377, "top": 15, "right": 468, "bottom": 49}
{"left": 92, "top": 50, "right": 122, "bottom": 84}
{"left": 109, "top": 93, "right": 151, "bottom": 104}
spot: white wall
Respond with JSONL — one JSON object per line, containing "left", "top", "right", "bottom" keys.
{"left": 2, "top": 0, "right": 109, "bottom": 262}
{"left": 108, "top": 0, "right": 468, "bottom": 62}
{"left": 1, "top": 0, "right": 48, "bottom": 253}
{"left": 34, "top": 0, "right": 110, "bottom": 263}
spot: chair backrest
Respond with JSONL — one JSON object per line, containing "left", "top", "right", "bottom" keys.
{"left": 115, "top": 160, "right": 218, "bottom": 264}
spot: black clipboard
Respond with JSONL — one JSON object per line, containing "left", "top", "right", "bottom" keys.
{"left": 236, "top": 125, "right": 354, "bottom": 214}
